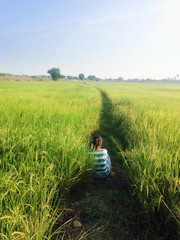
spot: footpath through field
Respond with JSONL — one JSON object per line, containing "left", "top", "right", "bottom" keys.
{"left": 56, "top": 89, "right": 148, "bottom": 240}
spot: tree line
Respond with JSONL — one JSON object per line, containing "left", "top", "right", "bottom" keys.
{"left": 47, "top": 68, "right": 87, "bottom": 81}
{"left": 47, "top": 68, "right": 180, "bottom": 84}
{"left": 1, "top": 69, "right": 180, "bottom": 84}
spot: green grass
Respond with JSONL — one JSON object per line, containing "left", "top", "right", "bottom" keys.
{"left": 1, "top": 81, "right": 179, "bottom": 239}
{"left": 96, "top": 83, "right": 180, "bottom": 228}
{"left": 0, "top": 81, "right": 101, "bottom": 239}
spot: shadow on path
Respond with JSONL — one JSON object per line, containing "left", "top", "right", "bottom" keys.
{"left": 92, "top": 89, "right": 124, "bottom": 167}
{"left": 91, "top": 89, "right": 131, "bottom": 190}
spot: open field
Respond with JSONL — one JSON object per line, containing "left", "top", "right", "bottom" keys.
{"left": 0, "top": 81, "right": 179, "bottom": 239}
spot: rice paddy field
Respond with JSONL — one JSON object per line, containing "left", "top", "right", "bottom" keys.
{"left": 0, "top": 81, "right": 179, "bottom": 239}
{"left": 0, "top": 81, "right": 101, "bottom": 239}
{"left": 98, "top": 83, "right": 180, "bottom": 228}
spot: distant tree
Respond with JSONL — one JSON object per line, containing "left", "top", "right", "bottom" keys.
{"left": 78, "top": 73, "right": 85, "bottom": 80}
{"left": 47, "top": 68, "right": 61, "bottom": 80}
{"left": 67, "top": 76, "right": 79, "bottom": 80}
{"left": 87, "top": 75, "right": 96, "bottom": 81}
{"left": 117, "top": 76, "right": 124, "bottom": 81}
{"left": 67, "top": 76, "right": 74, "bottom": 80}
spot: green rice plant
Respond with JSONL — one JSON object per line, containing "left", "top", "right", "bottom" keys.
{"left": 96, "top": 83, "right": 180, "bottom": 227}
{"left": 0, "top": 81, "right": 101, "bottom": 239}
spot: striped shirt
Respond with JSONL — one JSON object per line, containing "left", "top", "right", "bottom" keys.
{"left": 89, "top": 148, "right": 110, "bottom": 178}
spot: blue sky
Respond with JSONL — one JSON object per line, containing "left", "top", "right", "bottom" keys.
{"left": 0, "top": 0, "right": 179, "bottom": 79}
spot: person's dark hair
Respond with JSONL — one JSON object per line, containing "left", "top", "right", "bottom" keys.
{"left": 91, "top": 136, "right": 103, "bottom": 150}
